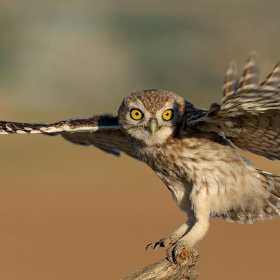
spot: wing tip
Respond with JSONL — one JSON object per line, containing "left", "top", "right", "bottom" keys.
{"left": 248, "top": 50, "right": 259, "bottom": 59}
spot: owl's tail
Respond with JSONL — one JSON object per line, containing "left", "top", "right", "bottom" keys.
{"left": 258, "top": 170, "right": 280, "bottom": 219}
{"left": 222, "top": 169, "right": 280, "bottom": 224}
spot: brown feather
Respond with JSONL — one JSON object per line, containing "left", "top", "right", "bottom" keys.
{"left": 0, "top": 115, "right": 138, "bottom": 159}
{"left": 188, "top": 54, "right": 280, "bottom": 160}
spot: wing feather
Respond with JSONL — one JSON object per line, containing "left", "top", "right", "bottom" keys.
{"left": 0, "top": 115, "right": 138, "bottom": 159}
{"left": 236, "top": 51, "right": 260, "bottom": 94}
{"left": 187, "top": 53, "right": 280, "bottom": 160}
{"left": 222, "top": 60, "right": 238, "bottom": 98}
{"left": 259, "top": 62, "right": 280, "bottom": 90}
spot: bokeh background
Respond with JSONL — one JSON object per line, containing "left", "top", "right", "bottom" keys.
{"left": 0, "top": 1, "right": 280, "bottom": 279}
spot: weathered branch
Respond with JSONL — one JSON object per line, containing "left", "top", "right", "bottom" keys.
{"left": 122, "top": 249, "right": 199, "bottom": 280}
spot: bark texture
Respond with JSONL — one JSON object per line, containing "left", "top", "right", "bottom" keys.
{"left": 122, "top": 249, "right": 199, "bottom": 280}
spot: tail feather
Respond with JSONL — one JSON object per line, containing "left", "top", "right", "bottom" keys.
{"left": 267, "top": 194, "right": 280, "bottom": 208}
{"left": 222, "top": 169, "right": 280, "bottom": 224}
{"left": 259, "top": 170, "right": 280, "bottom": 218}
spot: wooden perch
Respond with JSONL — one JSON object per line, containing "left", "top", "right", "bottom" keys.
{"left": 122, "top": 249, "right": 199, "bottom": 280}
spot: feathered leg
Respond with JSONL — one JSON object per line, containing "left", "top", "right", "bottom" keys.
{"left": 166, "top": 189, "right": 210, "bottom": 264}
{"left": 146, "top": 211, "right": 196, "bottom": 250}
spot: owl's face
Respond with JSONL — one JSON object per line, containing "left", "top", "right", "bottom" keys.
{"left": 118, "top": 89, "right": 186, "bottom": 146}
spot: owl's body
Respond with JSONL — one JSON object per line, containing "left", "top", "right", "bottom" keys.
{"left": 129, "top": 107, "right": 271, "bottom": 251}
{"left": 1, "top": 52, "right": 280, "bottom": 262}
{"left": 133, "top": 131, "right": 267, "bottom": 219}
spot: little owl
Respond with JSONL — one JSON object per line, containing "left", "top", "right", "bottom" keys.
{"left": 1, "top": 52, "right": 280, "bottom": 263}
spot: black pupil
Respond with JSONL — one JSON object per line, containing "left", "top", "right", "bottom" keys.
{"left": 166, "top": 113, "right": 169, "bottom": 116}
{"left": 136, "top": 112, "right": 139, "bottom": 116}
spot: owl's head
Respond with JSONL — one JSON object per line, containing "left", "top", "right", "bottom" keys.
{"left": 118, "top": 89, "right": 186, "bottom": 146}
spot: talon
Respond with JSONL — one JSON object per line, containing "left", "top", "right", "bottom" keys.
{"left": 165, "top": 246, "right": 173, "bottom": 263}
{"left": 166, "top": 246, "right": 175, "bottom": 263}
{"left": 146, "top": 237, "right": 170, "bottom": 251}
{"left": 145, "top": 243, "right": 153, "bottom": 250}
{"left": 153, "top": 242, "right": 159, "bottom": 249}
{"left": 145, "top": 241, "right": 159, "bottom": 251}
{"left": 171, "top": 248, "right": 176, "bottom": 264}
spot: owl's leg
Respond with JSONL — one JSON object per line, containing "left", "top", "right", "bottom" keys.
{"left": 166, "top": 191, "right": 210, "bottom": 264}
{"left": 146, "top": 211, "right": 196, "bottom": 250}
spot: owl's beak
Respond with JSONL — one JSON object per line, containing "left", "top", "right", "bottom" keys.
{"left": 148, "top": 119, "right": 159, "bottom": 136}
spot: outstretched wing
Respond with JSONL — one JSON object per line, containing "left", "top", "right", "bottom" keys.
{"left": 0, "top": 115, "right": 138, "bottom": 159}
{"left": 187, "top": 52, "right": 280, "bottom": 160}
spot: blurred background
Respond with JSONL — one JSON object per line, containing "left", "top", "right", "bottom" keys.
{"left": 0, "top": 1, "right": 280, "bottom": 279}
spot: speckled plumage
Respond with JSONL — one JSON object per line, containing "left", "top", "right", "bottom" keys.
{"left": 1, "top": 52, "right": 280, "bottom": 263}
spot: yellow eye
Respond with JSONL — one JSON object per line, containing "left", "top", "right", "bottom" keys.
{"left": 162, "top": 109, "right": 173, "bottom": 121}
{"left": 131, "top": 109, "right": 143, "bottom": 120}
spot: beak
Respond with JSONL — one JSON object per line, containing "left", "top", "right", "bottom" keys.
{"left": 148, "top": 119, "right": 159, "bottom": 136}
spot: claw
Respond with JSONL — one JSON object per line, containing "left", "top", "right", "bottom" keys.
{"left": 146, "top": 237, "right": 171, "bottom": 251}
{"left": 145, "top": 243, "right": 152, "bottom": 251}
{"left": 166, "top": 244, "right": 180, "bottom": 264}
{"left": 166, "top": 246, "right": 174, "bottom": 263}
{"left": 145, "top": 242, "right": 159, "bottom": 251}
